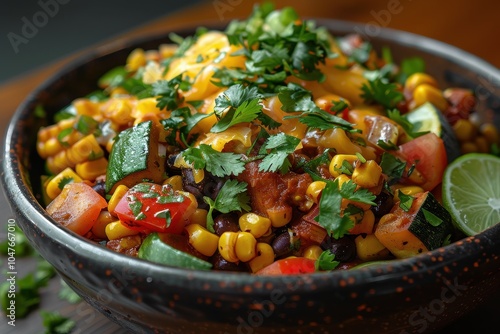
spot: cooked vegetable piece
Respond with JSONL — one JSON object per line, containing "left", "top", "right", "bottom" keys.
{"left": 138, "top": 232, "right": 212, "bottom": 270}
{"left": 256, "top": 257, "right": 316, "bottom": 275}
{"left": 374, "top": 191, "right": 453, "bottom": 258}
{"left": 105, "top": 121, "right": 165, "bottom": 193}
{"left": 114, "top": 183, "right": 192, "bottom": 234}
{"left": 46, "top": 182, "right": 107, "bottom": 236}
{"left": 396, "top": 132, "right": 447, "bottom": 191}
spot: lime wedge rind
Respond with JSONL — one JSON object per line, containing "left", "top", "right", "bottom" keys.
{"left": 442, "top": 153, "right": 500, "bottom": 236}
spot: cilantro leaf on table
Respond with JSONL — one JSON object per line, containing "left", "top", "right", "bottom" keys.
{"left": 315, "top": 250, "right": 340, "bottom": 271}
{"left": 58, "top": 279, "right": 82, "bottom": 304}
{"left": 258, "top": 133, "right": 301, "bottom": 174}
{"left": 204, "top": 180, "right": 251, "bottom": 232}
{"left": 0, "top": 224, "right": 34, "bottom": 257}
{"left": 361, "top": 77, "right": 404, "bottom": 109}
{"left": 41, "top": 310, "right": 76, "bottom": 334}
{"left": 182, "top": 144, "right": 245, "bottom": 177}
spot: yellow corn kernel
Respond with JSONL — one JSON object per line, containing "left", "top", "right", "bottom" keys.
{"left": 334, "top": 174, "right": 351, "bottom": 189}
{"left": 107, "top": 99, "right": 134, "bottom": 126}
{"left": 192, "top": 168, "right": 205, "bottom": 184}
{"left": 105, "top": 221, "right": 139, "bottom": 240}
{"left": 480, "top": 123, "right": 499, "bottom": 144}
{"left": 126, "top": 48, "right": 146, "bottom": 72}
{"left": 404, "top": 73, "right": 439, "bottom": 93}
{"left": 235, "top": 232, "right": 257, "bottom": 262}
{"left": 119, "top": 235, "right": 142, "bottom": 249}
{"left": 238, "top": 213, "right": 272, "bottom": 238}
{"left": 164, "top": 175, "right": 183, "bottom": 191}
{"left": 92, "top": 211, "right": 115, "bottom": 239}
{"left": 75, "top": 157, "right": 108, "bottom": 181}
{"left": 248, "top": 243, "right": 275, "bottom": 273}
{"left": 133, "top": 98, "right": 162, "bottom": 119}
{"left": 108, "top": 185, "right": 129, "bottom": 215}
{"left": 38, "top": 118, "right": 75, "bottom": 142}
{"left": 218, "top": 232, "right": 239, "bottom": 263}
{"left": 352, "top": 160, "right": 382, "bottom": 188}
{"left": 37, "top": 137, "right": 64, "bottom": 159}
{"left": 475, "top": 136, "right": 489, "bottom": 153}
{"left": 306, "top": 181, "right": 326, "bottom": 204}
{"left": 453, "top": 119, "right": 477, "bottom": 142}
{"left": 66, "top": 134, "right": 104, "bottom": 166}
{"left": 110, "top": 87, "right": 129, "bottom": 97}
{"left": 73, "top": 98, "right": 99, "bottom": 116}
{"left": 412, "top": 84, "right": 448, "bottom": 111}
{"left": 393, "top": 186, "right": 424, "bottom": 202}
{"left": 354, "top": 234, "right": 390, "bottom": 261}
{"left": 46, "top": 168, "right": 83, "bottom": 200}
{"left": 188, "top": 208, "right": 208, "bottom": 228}
{"left": 185, "top": 224, "right": 219, "bottom": 257}
{"left": 266, "top": 206, "right": 292, "bottom": 228}
{"left": 303, "top": 245, "right": 323, "bottom": 261}
{"left": 329, "top": 154, "right": 358, "bottom": 178}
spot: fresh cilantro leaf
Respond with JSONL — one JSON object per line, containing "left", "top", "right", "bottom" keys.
{"left": 58, "top": 279, "right": 82, "bottom": 304}
{"left": 278, "top": 84, "right": 356, "bottom": 132}
{"left": 182, "top": 144, "right": 245, "bottom": 177}
{"left": 296, "top": 149, "right": 332, "bottom": 180}
{"left": 398, "top": 57, "right": 426, "bottom": 84}
{"left": 58, "top": 177, "right": 74, "bottom": 190}
{"left": 204, "top": 180, "right": 251, "bottom": 232}
{"left": 258, "top": 133, "right": 301, "bottom": 174}
{"left": 75, "top": 115, "right": 99, "bottom": 135}
{"left": 211, "top": 85, "right": 263, "bottom": 133}
{"left": 315, "top": 250, "right": 340, "bottom": 271}
{"left": 0, "top": 224, "right": 34, "bottom": 257}
{"left": 57, "top": 128, "right": 73, "bottom": 147}
{"left": 387, "top": 109, "right": 428, "bottom": 138}
{"left": 339, "top": 180, "right": 376, "bottom": 206}
{"left": 212, "top": 98, "right": 262, "bottom": 133}
{"left": 152, "top": 74, "right": 189, "bottom": 111}
{"left": 423, "top": 209, "right": 443, "bottom": 227}
{"left": 380, "top": 152, "right": 406, "bottom": 183}
{"left": 41, "top": 310, "right": 76, "bottom": 334}
{"left": 160, "top": 107, "right": 212, "bottom": 147}
{"left": 377, "top": 139, "right": 399, "bottom": 151}
{"left": 361, "top": 77, "right": 404, "bottom": 109}
{"left": 398, "top": 190, "right": 414, "bottom": 212}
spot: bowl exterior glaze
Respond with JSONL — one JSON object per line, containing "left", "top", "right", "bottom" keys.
{"left": 2, "top": 20, "right": 500, "bottom": 334}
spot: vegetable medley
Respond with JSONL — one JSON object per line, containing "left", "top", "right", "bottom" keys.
{"left": 37, "top": 4, "right": 499, "bottom": 274}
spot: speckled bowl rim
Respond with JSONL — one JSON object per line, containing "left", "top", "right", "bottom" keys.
{"left": 2, "top": 18, "right": 500, "bottom": 291}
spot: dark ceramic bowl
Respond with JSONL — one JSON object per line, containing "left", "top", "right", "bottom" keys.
{"left": 2, "top": 19, "right": 500, "bottom": 334}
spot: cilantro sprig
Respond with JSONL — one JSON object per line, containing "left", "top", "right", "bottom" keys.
{"left": 315, "top": 179, "right": 376, "bottom": 239}
{"left": 182, "top": 144, "right": 246, "bottom": 178}
{"left": 258, "top": 133, "right": 301, "bottom": 174}
{"left": 361, "top": 77, "right": 404, "bottom": 109}
{"left": 204, "top": 180, "right": 251, "bottom": 232}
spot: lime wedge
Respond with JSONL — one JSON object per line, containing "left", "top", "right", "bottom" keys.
{"left": 442, "top": 153, "right": 500, "bottom": 236}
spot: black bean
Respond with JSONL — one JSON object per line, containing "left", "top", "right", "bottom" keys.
{"left": 213, "top": 213, "right": 239, "bottom": 236}
{"left": 371, "top": 191, "right": 394, "bottom": 219}
{"left": 92, "top": 180, "right": 106, "bottom": 198}
{"left": 321, "top": 236, "right": 356, "bottom": 262}
{"left": 211, "top": 253, "right": 248, "bottom": 272}
{"left": 272, "top": 231, "right": 293, "bottom": 258}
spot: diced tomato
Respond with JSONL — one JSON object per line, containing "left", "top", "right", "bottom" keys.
{"left": 114, "top": 182, "right": 192, "bottom": 234}
{"left": 396, "top": 132, "right": 447, "bottom": 191}
{"left": 256, "top": 257, "right": 316, "bottom": 275}
{"left": 46, "top": 182, "right": 107, "bottom": 236}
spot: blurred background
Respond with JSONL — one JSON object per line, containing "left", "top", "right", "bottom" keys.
{"left": 1, "top": 0, "right": 498, "bottom": 84}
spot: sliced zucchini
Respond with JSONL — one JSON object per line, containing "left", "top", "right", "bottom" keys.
{"left": 405, "top": 102, "right": 460, "bottom": 162}
{"left": 374, "top": 191, "right": 454, "bottom": 259}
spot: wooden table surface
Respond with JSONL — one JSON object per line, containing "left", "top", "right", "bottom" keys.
{"left": 1, "top": 0, "right": 499, "bottom": 333}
